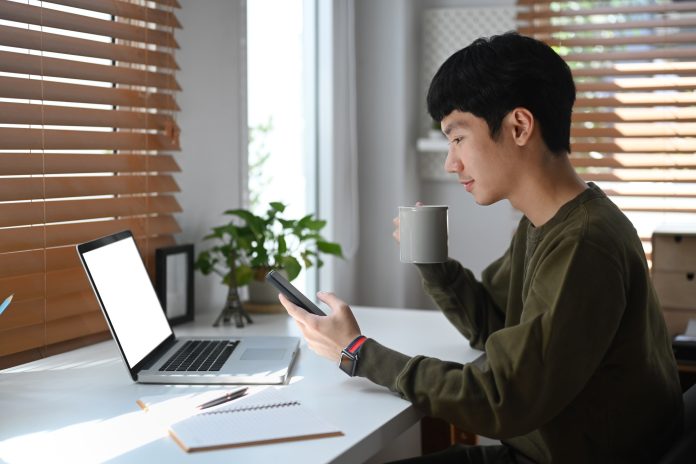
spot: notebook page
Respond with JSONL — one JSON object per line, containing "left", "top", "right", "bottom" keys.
{"left": 169, "top": 388, "right": 343, "bottom": 452}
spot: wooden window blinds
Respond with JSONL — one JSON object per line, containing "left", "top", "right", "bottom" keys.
{"left": 517, "top": 0, "right": 696, "bottom": 261}
{"left": 0, "top": 0, "right": 182, "bottom": 369}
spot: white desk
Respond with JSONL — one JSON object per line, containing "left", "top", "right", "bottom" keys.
{"left": 0, "top": 307, "right": 481, "bottom": 464}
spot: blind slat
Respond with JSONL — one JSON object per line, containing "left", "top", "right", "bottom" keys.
{"left": 0, "top": 323, "right": 45, "bottom": 356}
{"left": 517, "top": 2, "right": 696, "bottom": 20}
{"left": 0, "top": 50, "right": 181, "bottom": 91}
{"left": 572, "top": 138, "right": 696, "bottom": 153}
{"left": 0, "top": 215, "right": 181, "bottom": 253}
{"left": 0, "top": 102, "right": 177, "bottom": 130}
{"left": 0, "top": 25, "right": 179, "bottom": 69}
{"left": 0, "top": 175, "right": 180, "bottom": 202}
{"left": 0, "top": 76, "right": 179, "bottom": 111}
{"left": 571, "top": 124, "right": 696, "bottom": 137}
{"left": 49, "top": 0, "right": 182, "bottom": 28}
{"left": 574, "top": 94, "right": 696, "bottom": 107}
{"left": 572, "top": 108, "right": 696, "bottom": 123}
{"left": 571, "top": 62, "right": 696, "bottom": 77}
{"left": 565, "top": 48, "right": 696, "bottom": 63}
{"left": 580, "top": 170, "right": 696, "bottom": 183}
{"left": 571, "top": 154, "right": 696, "bottom": 168}
{"left": 0, "top": 236, "right": 177, "bottom": 279}
{"left": 2, "top": 269, "right": 89, "bottom": 302}
{"left": 150, "top": 0, "right": 181, "bottom": 8}
{"left": 0, "top": 153, "right": 180, "bottom": 175}
{"left": 543, "top": 32, "right": 696, "bottom": 48}
{"left": 0, "top": 0, "right": 179, "bottom": 48}
{"left": 519, "top": 17, "right": 696, "bottom": 34}
{"left": 46, "top": 311, "right": 108, "bottom": 345}
{"left": 603, "top": 186, "right": 696, "bottom": 198}
{"left": 0, "top": 128, "right": 179, "bottom": 151}
{"left": 0, "top": 195, "right": 182, "bottom": 228}
{"left": 576, "top": 77, "right": 696, "bottom": 92}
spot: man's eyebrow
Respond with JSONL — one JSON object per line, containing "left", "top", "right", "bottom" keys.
{"left": 443, "top": 121, "right": 467, "bottom": 136}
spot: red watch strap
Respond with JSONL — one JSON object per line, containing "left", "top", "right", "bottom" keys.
{"left": 346, "top": 335, "right": 367, "bottom": 354}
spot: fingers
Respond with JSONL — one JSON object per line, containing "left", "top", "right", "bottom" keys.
{"left": 278, "top": 293, "right": 311, "bottom": 324}
{"left": 392, "top": 216, "right": 400, "bottom": 243}
{"left": 393, "top": 201, "right": 424, "bottom": 243}
{"left": 316, "top": 291, "right": 348, "bottom": 312}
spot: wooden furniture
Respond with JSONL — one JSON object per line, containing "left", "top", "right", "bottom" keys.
{"left": 652, "top": 225, "right": 696, "bottom": 338}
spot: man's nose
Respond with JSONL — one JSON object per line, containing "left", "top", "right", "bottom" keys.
{"left": 444, "top": 148, "right": 462, "bottom": 173}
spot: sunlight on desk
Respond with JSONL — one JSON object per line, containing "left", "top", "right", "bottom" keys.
{"left": 1, "top": 307, "right": 477, "bottom": 463}
{"left": 0, "top": 410, "right": 165, "bottom": 464}
{"left": 2, "top": 357, "right": 121, "bottom": 374}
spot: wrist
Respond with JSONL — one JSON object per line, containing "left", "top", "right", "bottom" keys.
{"left": 338, "top": 335, "right": 367, "bottom": 377}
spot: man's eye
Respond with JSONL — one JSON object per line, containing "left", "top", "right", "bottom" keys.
{"left": 449, "top": 137, "right": 463, "bottom": 145}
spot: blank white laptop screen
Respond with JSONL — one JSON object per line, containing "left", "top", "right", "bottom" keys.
{"left": 81, "top": 236, "right": 172, "bottom": 367}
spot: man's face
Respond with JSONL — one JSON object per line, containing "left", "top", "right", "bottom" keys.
{"left": 440, "top": 110, "right": 517, "bottom": 206}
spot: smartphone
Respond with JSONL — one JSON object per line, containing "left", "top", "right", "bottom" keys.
{"left": 265, "top": 270, "right": 326, "bottom": 316}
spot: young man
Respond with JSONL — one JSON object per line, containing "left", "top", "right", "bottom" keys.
{"left": 279, "top": 32, "right": 683, "bottom": 463}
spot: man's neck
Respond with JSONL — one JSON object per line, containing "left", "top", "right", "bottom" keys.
{"left": 509, "top": 154, "right": 588, "bottom": 228}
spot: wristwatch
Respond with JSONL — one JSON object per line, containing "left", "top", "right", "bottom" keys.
{"left": 339, "top": 335, "right": 367, "bottom": 377}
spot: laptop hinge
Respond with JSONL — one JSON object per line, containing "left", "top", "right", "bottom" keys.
{"left": 139, "top": 336, "right": 177, "bottom": 371}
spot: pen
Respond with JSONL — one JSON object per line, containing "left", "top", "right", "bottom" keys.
{"left": 196, "top": 387, "right": 248, "bottom": 410}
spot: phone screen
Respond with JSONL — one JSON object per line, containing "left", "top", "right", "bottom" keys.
{"left": 265, "top": 270, "right": 326, "bottom": 316}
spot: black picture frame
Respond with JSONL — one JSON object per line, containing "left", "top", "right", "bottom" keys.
{"left": 155, "top": 244, "right": 194, "bottom": 326}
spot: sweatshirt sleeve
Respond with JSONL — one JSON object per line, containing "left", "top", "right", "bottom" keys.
{"left": 357, "top": 237, "right": 627, "bottom": 439}
{"left": 415, "top": 253, "right": 510, "bottom": 350}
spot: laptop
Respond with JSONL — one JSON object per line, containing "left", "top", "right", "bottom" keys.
{"left": 77, "top": 230, "right": 300, "bottom": 385}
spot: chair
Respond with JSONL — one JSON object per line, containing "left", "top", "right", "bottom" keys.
{"left": 658, "top": 383, "right": 696, "bottom": 464}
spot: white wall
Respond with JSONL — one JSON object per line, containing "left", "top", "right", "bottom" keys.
{"left": 352, "top": 0, "right": 518, "bottom": 309}
{"left": 173, "top": 0, "right": 519, "bottom": 313}
{"left": 176, "top": 0, "right": 247, "bottom": 313}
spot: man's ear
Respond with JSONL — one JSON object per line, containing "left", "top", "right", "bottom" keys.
{"left": 507, "top": 108, "right": 534, "bottom": 147}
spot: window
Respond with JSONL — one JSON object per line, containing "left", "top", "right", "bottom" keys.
{"left": 0, "top": 0, "right": 182, "bottom": 368}
{"left": 246, "top": 0, "right": 317, "bottom": 293}
{"left": 517, "top": 0, "right": 696, "bottom": 262}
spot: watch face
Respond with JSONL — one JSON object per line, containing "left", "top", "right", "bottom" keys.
{"left": 339, "top": 351, "right": 356, "bottom": 376}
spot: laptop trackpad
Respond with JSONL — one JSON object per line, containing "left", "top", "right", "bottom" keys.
{"left": 240, "top": 348, "right": 286, "bottom": 361}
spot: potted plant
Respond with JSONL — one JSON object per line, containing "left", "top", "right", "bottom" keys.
{"left": 195, "top": 202, "right": 343, "bottom": 325}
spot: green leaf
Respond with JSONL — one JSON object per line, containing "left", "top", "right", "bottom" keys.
{"left": 317, "top": 241, "right": 343, "bottom": 257}
{"left": 235, "top": 265, "right": 254, "bottom": 286}
{"left": 281, "top": 256, "right": 302, "bottom": 281}
{"left": 300, "top": 251, "right": 313, "bottom": 268}
{"left": 269, "top": 202, "right": 286, "bottom": 213}
{"left": 195, "top": 251, "right": 214, "bottom": 274}
{"left": 296, "top": 214, "right": 314, "bottom": 229}
{"left": 224, "top": 209, "right": 265, "bottom": 237}
{"left": 306, "top": 219, "right": 327, "bottom": 231}
{"left": 277, "top": 218, "right": 295, "bottom": 229}
{"left": 278, "top": 235, "right": 287, "bottom": 255}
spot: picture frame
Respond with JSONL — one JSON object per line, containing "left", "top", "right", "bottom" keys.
{"left": 155, "top": 244, "right": 194, "bottom": 326}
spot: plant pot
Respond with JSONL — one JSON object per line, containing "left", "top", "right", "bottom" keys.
{"left": 247, "top": 278, "right": 282, "bottom": 305}
{"left": 246, "top": 268, "right": 287, "bottom": 307}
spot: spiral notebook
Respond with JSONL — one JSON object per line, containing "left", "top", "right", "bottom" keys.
{"left": 166, "top": 388, "right": 343, "bottom": 452}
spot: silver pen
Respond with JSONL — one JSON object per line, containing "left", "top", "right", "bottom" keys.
{"left": 196, "top": 387, "right": 248, "bottom": 410}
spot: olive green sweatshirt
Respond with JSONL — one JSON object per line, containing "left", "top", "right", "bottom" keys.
{"left": 356, "top": 184, "right": 683, "bottom": 463}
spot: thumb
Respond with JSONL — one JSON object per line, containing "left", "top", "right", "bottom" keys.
{"left": 415, "top": 201, "right": 424, "bottom": 206}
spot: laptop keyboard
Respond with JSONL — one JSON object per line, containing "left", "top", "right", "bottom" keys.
{"left": 159, "top": 340, "right": 239, "bottom": 372}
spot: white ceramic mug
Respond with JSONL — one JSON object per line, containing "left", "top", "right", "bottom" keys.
{"left": 399, "top": 205, "right": 448, "bottom": 263}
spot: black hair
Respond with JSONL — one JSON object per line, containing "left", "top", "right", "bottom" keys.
{"left": 426, "top": 32, "right": 575, "bottom": 155}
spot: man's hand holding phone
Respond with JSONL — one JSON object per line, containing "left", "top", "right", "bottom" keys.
{"left": 269, "top": 271, "right": 361, "bottom": 363}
